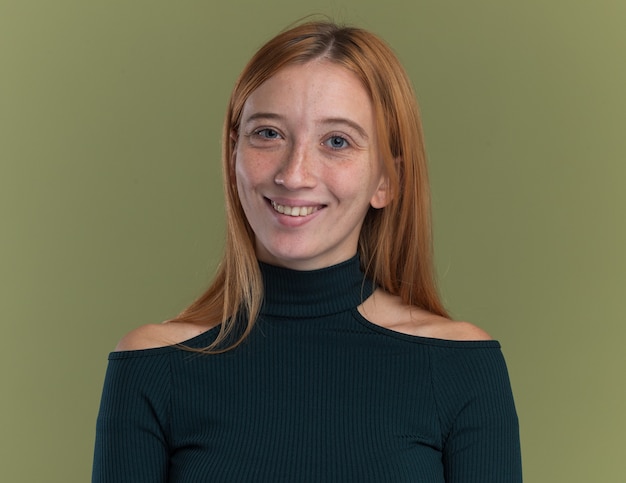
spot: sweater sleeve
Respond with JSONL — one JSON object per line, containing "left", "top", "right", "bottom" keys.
{"left": 92, "top": 351, "right": 171, "bottom": 483}
{"left": 430, "top": 344, "right": 522, "bottom": 482}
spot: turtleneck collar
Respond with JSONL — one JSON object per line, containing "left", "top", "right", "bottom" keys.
{"left": 258, "top": 255, "right": 375, "bottom": 318}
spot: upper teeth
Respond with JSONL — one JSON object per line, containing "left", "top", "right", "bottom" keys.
{"left": 271, "top": 201, "right": 318, "bottom": 217}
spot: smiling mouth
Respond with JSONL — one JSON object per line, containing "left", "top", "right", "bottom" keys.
{"left": 270, "top": 200, "right": 322, "bottom": 217}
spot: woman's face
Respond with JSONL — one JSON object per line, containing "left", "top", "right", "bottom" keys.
{"left": 233, "top": 60, "right": 389, "bottom": 270}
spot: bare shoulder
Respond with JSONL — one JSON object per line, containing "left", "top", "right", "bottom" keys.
{"left": 418, "top": 318, "right": 492, "bottom": 341}
{"left": 114, "top": 321, "right": 212, "bottom": 352}
{"left": 359, "top": 289, "right": 492, "bottom": 341}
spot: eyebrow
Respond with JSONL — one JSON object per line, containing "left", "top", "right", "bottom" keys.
{"left": 242, "top": 112, "right": 369, "bottom": 140}
{"left": 241, "top": 112, "right": 284, "bottom": 130}
{"left": 321, "top": 117, "right": 369, "bottom": 140}
{"left": 243, "top": 112, "right": 283, "bottom": 123}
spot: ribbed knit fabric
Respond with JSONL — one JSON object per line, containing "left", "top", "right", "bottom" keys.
{"left": 93, "top": 256, "right": 522, "bottom": 482}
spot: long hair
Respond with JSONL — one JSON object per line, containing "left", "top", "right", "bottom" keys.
{"left": 174, "top": 20, "right": 449, "bottom": 352}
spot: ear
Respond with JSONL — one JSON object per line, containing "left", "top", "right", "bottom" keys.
{"left": 370, "top": 174, "right": 392, "bottom": 209}
{"left": 229, "top": 129, "right": 238, "bottom": 184}
{"left": 370, "top": 156, "right": 399, "bottom": 209}
{"left": 229, "top": 129, "right": 238, "bottom": 161}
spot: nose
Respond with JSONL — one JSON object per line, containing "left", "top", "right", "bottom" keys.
{"left": 274, "top": 142, "right": 317, "bottom": 190}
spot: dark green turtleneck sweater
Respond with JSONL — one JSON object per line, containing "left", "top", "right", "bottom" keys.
{"left": 93, "top": 257, "right": 522, "bottom": 482}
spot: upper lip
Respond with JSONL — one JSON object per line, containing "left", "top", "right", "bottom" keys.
{"left": 266, "top": 197, "right": 325, "bottom": 208}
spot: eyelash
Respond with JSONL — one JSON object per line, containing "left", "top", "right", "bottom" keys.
{"left": 250, "top": 129, "right": 351, "bottom": 150}
{"left": 323, "top": 135, "right": 350, "bottom": 150}
{"left": 253, "top": 128, "right": 282, "bottom": 140}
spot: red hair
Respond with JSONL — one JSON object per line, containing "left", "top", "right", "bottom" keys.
{"left": 175, "top": 21, "right": 448, "bottom": 352}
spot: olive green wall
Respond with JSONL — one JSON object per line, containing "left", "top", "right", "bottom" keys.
{"left": 2, "top": 1, "right": 624, "bottom": 481}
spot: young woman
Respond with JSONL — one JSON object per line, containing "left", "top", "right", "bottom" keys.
{"left": 93, "top": 21, "right": 522, "bottom": 482}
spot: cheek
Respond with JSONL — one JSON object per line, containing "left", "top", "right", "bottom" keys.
{"left": 326, "top": 165, "right": 377, "bottom": 200}
{"left": 234, "top": 161, "right": 254, "bottom": 197}
{"left": 234, "top": 149, "right": 267, "bottom": 188}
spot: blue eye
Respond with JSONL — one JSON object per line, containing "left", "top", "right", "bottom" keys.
{"left": 255, "top": 128, "right": 281, "bottom": 139}
{"left": 325, "top": 136, "right": 349, "bottom": 149}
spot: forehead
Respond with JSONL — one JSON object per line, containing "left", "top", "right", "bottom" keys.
{"left": 241, "top": 60, "right": 373, "bottom": 122}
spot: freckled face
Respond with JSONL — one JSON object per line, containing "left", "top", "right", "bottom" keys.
{"left": 233, "top": 60, "right": 389, "bottom": 270}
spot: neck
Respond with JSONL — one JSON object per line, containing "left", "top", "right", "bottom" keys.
{"left": 258, "top": 255, "right": 375, "bottom": 318}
